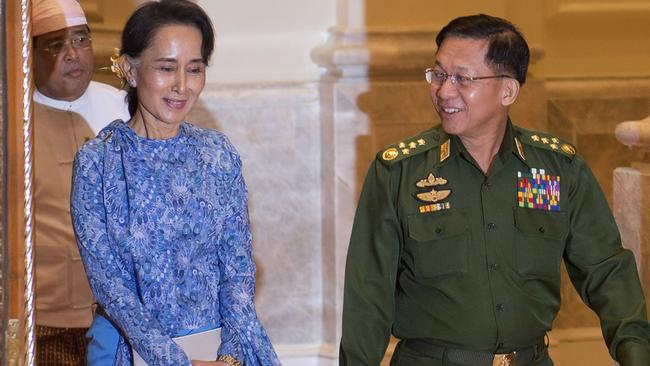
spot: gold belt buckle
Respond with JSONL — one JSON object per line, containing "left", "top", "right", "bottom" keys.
{"left": 492, "top": 352, "right": 516, "bottom": 366}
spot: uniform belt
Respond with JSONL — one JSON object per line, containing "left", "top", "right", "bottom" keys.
{"left": 402, "top": 338, "right": 545, "bottom": 366}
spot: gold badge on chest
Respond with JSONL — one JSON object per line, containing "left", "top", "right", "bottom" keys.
{"left": 415, "top": 173, "right": 452, "bottom": 213}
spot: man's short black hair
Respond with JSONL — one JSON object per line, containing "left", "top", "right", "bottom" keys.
{"left": 436, "top": 14, "right": 530, "bottom": 85}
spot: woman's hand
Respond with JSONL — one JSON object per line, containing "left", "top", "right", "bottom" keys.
{"left": 190, "top": 361, "right": 229, "bottom": 366}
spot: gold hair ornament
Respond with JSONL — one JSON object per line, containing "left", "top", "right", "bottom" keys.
{"left": 105, "top": 48, "right": 127, "bottom": 87}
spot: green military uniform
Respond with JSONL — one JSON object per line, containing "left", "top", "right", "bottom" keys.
{"left": 340, "top": 120, "right": 650, "bottom": 366}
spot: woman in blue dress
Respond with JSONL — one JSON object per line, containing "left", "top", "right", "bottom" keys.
{"left": 71, "top": 1, "right": 281, "bottom": 365}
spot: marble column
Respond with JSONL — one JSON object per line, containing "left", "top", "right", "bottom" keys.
{"left": 312, "top": 26, "right": 440, "bottom": 359}
{"left": 613, "top": 116, "right": 650, "bottom": 320}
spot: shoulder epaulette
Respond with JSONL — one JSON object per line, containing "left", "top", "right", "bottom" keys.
{"left": 376, "top": 128, "right": 444, "bottom": 166}
{"left": 515, "top": 126, "right": 576, "bottom": 160}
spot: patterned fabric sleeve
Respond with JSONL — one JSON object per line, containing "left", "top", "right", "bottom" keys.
{"left": 215, "top": 141, "right": 281, "bottom": 366}
{"left": 71, "top": 143, "right": 191, "bottom": 366}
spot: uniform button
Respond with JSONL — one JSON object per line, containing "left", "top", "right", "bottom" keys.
{"left": 497, "top": 342, "right": 504, "bottom": 348}
{"left": 496, "top": 303, "right": 504, "bottom": 311}
{"left": 538, "top": 226, "right": 545, "bottom": 233}
{"left": 487, "top": 223, "right": 497, "bottom": 230}
{"left": 490, "top": 263, "right": 500, "bottom": 271}
{"left": 483, "top": 181, "right": 492, "bottom": 188}
{"left": 435, "top": 227, "right": 443, "bottom": 234}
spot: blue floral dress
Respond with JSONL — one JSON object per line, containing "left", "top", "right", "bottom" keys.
{"left": 71, "top": 120, "right": 281, "bottom": 366}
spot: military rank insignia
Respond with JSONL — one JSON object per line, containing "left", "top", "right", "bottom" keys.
{"left": 416, "top": 173, "right": 452, "bottom": 213}
{"left": 517, "top": 168, "right": 560, "bottom": 211}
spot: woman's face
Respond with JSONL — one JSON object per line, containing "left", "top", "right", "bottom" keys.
{"left": 132, "top": 24, "right": 206, "bottom": 128}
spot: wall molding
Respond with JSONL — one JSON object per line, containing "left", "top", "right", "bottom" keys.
{"left": 552, "top": 1, "right": 650, "bottom": 16}
{"left": 311, "top": 25, "right": 545, "bottom": 79}
{"left": 546, "top": 77, "right": 650, "bottom": 99}
{"left": 547, "top": 0, "right": 650, "bottom": 23}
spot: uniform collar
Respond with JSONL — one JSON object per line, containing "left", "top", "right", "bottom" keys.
{"left": 497, "top": 118, "right": 529, "bottom": 167}
{"left": 440, "top": 118, "right": 529, "bottom": 168}
{"left": 33, "top": 87, "right": 89, "bottom": 112}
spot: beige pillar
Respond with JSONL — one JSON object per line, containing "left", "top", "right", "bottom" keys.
{"left": 614, "top": 116, "right": 650, "bottom": 321}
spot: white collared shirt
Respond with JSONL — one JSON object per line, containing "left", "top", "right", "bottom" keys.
{"left": 34, "top": 80, "right": 131, "bottom": 135}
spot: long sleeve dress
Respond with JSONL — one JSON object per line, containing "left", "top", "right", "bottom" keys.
{"left": 71, "top": 120, "right": 281, "bottom": 366}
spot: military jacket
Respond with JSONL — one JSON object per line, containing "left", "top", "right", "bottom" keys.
{"left": 340, "top": 120, "right": 650, "bottom": 365}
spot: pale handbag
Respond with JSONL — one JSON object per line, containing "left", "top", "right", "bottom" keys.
{"left": 133, "top": 328, "right": 222, "bottom": 366}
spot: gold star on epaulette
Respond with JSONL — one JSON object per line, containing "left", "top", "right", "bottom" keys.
{"left": 550, "top": 143, "right": 558, "bottom": 150}
{"left": 531, "top": 135, "right": 540, "bottom": 142}
{"left": 379, "top": 133, "right": 438, "bottom": 163}
{"left": 551, "top": 137, "right": 559, "bottom": 144}
{"left": 541, "top": 137, "right": 549, "bottom": 144}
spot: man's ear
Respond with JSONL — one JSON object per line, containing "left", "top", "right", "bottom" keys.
{"left": 119, "top": 56, "right": 137, "bottom": 88}
{"left": 501, "top": 78, "right": 520, "bottom": 107}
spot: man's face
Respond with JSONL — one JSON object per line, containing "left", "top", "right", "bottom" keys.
{"left": 430, "top": 37, "right": 509, "bottom": 139}
{"left": 33, "top": 25, "right": 93, "bottom": 101}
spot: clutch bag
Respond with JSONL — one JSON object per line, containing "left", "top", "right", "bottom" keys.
{"left": 133, "top": 327, "right": 221, "bottom": 365}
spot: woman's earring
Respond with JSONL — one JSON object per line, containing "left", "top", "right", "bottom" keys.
{"left": 128, "top": 79, "right": 136, "bottom": 88}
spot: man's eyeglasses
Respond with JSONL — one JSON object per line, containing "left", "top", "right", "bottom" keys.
{"left": 38, "top": 35, "right": 93, "bottom": 56}
{"left": 425, "top": 68, "right": 512, "bottom": 88}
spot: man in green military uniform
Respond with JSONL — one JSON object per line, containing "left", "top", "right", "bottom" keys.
{"left": 339, "top": 14, "right": 650, "bottom": 366}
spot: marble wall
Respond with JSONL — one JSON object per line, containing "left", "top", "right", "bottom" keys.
{"left": 186, "top": 83, "right": 327, "bottom": 360}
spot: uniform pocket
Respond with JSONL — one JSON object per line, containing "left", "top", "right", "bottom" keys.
{"left": 407, "top": 210, "right": 469, "bottom": 278}
{"left": 513, "top": 207, "right": 568, "bottom": 278}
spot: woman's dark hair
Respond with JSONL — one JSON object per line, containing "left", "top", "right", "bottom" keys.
{"left": 120, "top": 0, "right": 215, "bottom": 116}
{"left": 436, "top": 14, "right": 529, "bottom": 85}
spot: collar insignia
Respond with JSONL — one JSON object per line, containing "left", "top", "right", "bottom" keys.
{"left": 439, "top": 139, "right": 450, "bottom": 162}
{"left": 514, "top": 137, "right": 526, "bottom": 161}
